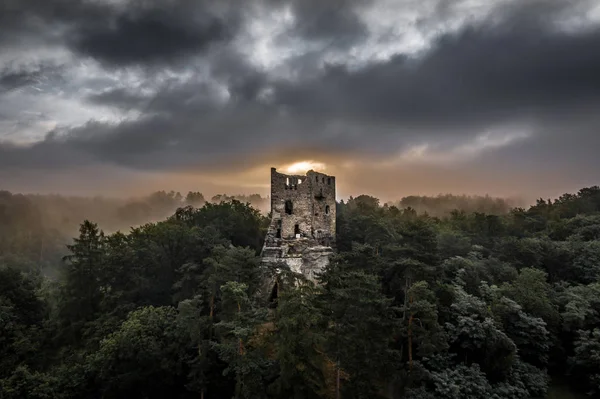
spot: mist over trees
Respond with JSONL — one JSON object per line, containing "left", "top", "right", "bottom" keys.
{"left": 389, "top": 194, "right": 521, "bottom": 217}
{"left": 2, "top": 187, "right": 600, "bottom": 397}
{"left": 0, "top": 190, "right": 270, "bottom": 275}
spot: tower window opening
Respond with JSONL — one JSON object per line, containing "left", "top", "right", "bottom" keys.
{"left": 294, "top": 224, "right": 300, "bottom": 237}
{"left": 327, "top": 178, "right": 331, "bottom": 185}
{"left": 322, "top": 177, "right": 325, "bottom": 183}
{"left": 298, "top": 179, "right": 302, "bottom": 184}
{"left": 325, "top": 205, "right": 330, "bottom": 214}
{"left": 286, "top": 177, "right": 290, "bottom": 186}
{"left": 285, "top": 200, "right": 293, "bottom": 215}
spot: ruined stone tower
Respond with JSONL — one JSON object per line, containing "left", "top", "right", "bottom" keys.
{"left": 261, "top": 167, "right": 336, "bottom": 281}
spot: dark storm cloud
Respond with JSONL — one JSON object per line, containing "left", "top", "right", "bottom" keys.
{"left": 0, "top": 66, "right": 41, "bottom": 92}
{"left": 87, "top": 88, "right": 149, "bottom": 111}
{"left": 2, "top": 0, "right": 600, "bottom": 189}
{"left": 0, "top": 138, "right": 89, "bottom": 169}
{"left": 0, "top": 0, "right": 241, "bottom": 67}
{"left": 0, "top": 0, "right": 369, "bottom": 68}
{"left": 0, "top": 63, "right": 64, "bottom": 92}
{"left": 281, "top": 0, "right": 370, "bottom": 45}
{"left": 274, "top": 23, "right": 600, "bottom": 131}
{"left": 69, "top": 3, "right": 233, "bottom": 67}
{"left": 87, "top": 47, "right": 271, "bottom": 111}
{"left": 0, "top": 0, "right": 108, "bottom": 48}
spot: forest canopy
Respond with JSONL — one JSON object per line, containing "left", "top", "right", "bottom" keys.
{"left": 2, "top": 187, "right": 600, "bottom": 398}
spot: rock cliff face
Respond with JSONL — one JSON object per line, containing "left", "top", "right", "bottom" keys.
{"left": 261, "top": 167, "right": 336, "bottom": 284}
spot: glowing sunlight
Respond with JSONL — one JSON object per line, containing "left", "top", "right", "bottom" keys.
{"left": 284, "top": 160, "right": 327, "bottom": 174}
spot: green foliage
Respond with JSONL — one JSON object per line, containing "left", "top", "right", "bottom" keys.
{"left": 557, "top": 283, "right": 600, "bottom": 332}
{"left": 403, "top": 281, "right": 448, "bottom": 358}
{"left": 491, "top": 296, "right": 550, "bottom": 367}
{"left": 174, "top": 200, "right": 269, "bottom": 253}
{"left": 317, "top": 265, "right": 400, "bottom": 398}
{"left": 437, "top": 229, "right": 473, "bottom": 259}
{"left": 445, "top": 287, "right": 517, "bottom": 380}
{"left": 0, "top": 366, "right": 60, "bottom": 399}
{"left": 570, "top": 241, "right": 600, "bottom": 284}
{"left": 500, "top": 268, "right": 559, "bottom": 329}
{"left": 5, "top": 186, "right": 600, "bottom": 398}
{"left": 0, "top": 267, "right": 46, "bottom": 379}
{"left": 270, "top": 283, "right": 326, "bottom": 399}
{"left": 57, "top": 221, "right": 106, "bottom": 344}
{"left": 212, "top": 282, "right": 274, "bottom": 399}
{"left": 407, "top": 362, "right": 493, "bottom": 399}
{"left": 89, "top": 306, "right": 187, "bottom": 398}
{"left": 570, "top": 329, "right": 600, "bottom": 396}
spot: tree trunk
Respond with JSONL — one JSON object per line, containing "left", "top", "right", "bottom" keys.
{"left": 408, "top": 293, "right": 414, "bottom": 372}
{"left": 336, "top": 362, "right": 341, "bottom": 399}
{"left": 408, "top": 313, "right": 413, "bottom": 372}
{"left": 237, "top": 301, "right": 244, "bottom": 356}
{"left": 400, "top": 278, "right": 409, "bottom": 362}
{"left": 208, "top": 294, "right": 215, "bottom": 340}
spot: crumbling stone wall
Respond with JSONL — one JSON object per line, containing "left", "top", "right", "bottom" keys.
{"left": 262, "top": 167, "right": 336, "bottom": 283}
{"left": 269, "top": 167, "right": 336, "bottom": 245}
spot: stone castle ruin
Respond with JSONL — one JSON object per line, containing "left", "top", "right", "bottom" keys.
{"left": 261, "top": 167, "right": 336, "bottom": 282}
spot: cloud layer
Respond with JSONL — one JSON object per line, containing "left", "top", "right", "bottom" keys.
{"left": 1, "top": 0, "right": 599, "bottom": 200}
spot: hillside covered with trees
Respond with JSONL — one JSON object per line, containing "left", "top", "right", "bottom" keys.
{"left": 389, "top": 194, "right": 520, "bottom": 217}
{"left": 0, "top": 190, "right": 269, "bottom": 277}
{"left": 3, "top": 187, "right": 600, "bottom": 398}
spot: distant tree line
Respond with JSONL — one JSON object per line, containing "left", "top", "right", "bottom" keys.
{"left": 387, "top": 193, "right": 520, "bottom": 217}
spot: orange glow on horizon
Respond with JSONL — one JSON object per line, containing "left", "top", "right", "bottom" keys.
{"left": 284, "top": 161, "right": 327, "bottom": 174}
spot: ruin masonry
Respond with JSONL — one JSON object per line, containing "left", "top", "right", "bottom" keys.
{"left": 261, "top": 167, "right": 336, "bottom": 282}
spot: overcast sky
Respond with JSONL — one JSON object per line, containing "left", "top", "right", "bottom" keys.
{"left": 1, "top": 0, "right": 600, "bottom": 201}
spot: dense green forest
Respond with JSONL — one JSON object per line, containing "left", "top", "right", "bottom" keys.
{"left": 2, "top": 187, "right": 600, "bottom": 398}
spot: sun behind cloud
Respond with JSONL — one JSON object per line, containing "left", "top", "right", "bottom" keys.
{"left": 284, "top": 161, "right": 327, "bottom": 174}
